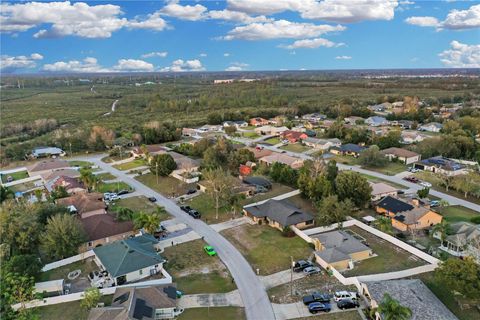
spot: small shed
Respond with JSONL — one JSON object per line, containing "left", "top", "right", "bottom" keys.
{"left": 34, "top": 279, "right": 65, "bottom": 296}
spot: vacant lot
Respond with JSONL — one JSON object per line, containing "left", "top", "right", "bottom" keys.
{"left": 178, "top": 307, "right": 245, "bottom": 320}
{"left": 437, "top": 205, "right": 479, "bottom": 223}
{"left": 222, "top": 224, "right": 313, "bottom": 275}
{"left": 188, "top": 193, "right": 235, "bottom": 224}
{"left": 279, "top": 143, "right": 311, "bottom": 153}
{"left": 110, "top": 196, "right": 165, "bottom": 215}
{"left": 96, "top": 181, "right": 133, "bottom": 193}
{"left": 95, "top": 172, "right": 116, "bottom": 181}
{"left": 240, "top": 182, "right": 295, "bottom": 206}
{"left": 36, "top": 295, "right": 113, "bottom": 320}
{"left": 263, "top": 137, "right": 282, "bottom": 145}
{"left": 112, "top": 159, "right": 147, "bottom": 171}
{"left": 68, "top": 160, "right": 93, "bottom": 168}
{"left": 0, "top": 170, "right": 29, "bottom": 183}
{"left": 363, "top": 161, "right": 407, "bottom": 176}
{"left": 242, "top": 131, "right": 260, "bottom": 139}
{"left": 136, "top": 173, "right": 194, "bottom": 197}
{"left": 162, "top": 240, "right": 236, "bottom": 294}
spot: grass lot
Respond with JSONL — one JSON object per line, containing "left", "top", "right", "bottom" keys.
{"left": 39, "top": 259, "right": 97, "bottom": 282}
{"left": 36, "top": 295, "right": 113, "bottom": 320}
{"left": 112, "top": 158, "right": 147, "bottom": 171}
{"left": 343, "top": 226, "right": 426, "bottom": 277}
{"left": 96, "top": 181, "right": 133, "bottom": 193}
{"left": 136, "top": 173, "right": 195, "bottom": 197}
{"left": 178, "top": 307, "right": 246, "bottom": 320}
{"left": 187, "top": 193, "right": 233, "bottom": 224}
{"left": 263, "top": 137, "right": 282, "bottom": 145}
{"left": 296, "top": 311, "right": 363, "bottom": 320}
{"left": 95, "top": 172, "right": 116, "bottom": 181}
{"left": 363, "top": 161, "right": 407, "bottom": 176}
{"left": 240, "top": 182, "right": 295, "bottom": 206}
{"left": 110, "top": 196, "right": 167, "bottom": 216}
{"left": 222, "top": 224, "right": 313, "bottom": 275}
{"left": 279, "top": 143, "right": 311, "bottom": 153}
{"left": 436, "top": 205, "right": 479, "bottom": 223}
{"left": 9, "top": 179, "right": 42, "bottom": 193}
{"left": 242, "top": 131, "right": 260, "bottom": 139}
{"left": 0, "top": 170, "right": 29, "bottom": 183}
{"left": 68, "top": 160, "right": 93, "bottom": 168}
{"left": 417, "top": 272, "right": 479, "bottom": 320}
{"left": 332, "top": 155, "right": 360, "bottom": 165}
{"left": 162, "top": 240, "right": 236, "bottom": 294}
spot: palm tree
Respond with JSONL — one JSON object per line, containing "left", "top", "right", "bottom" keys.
{"left": 378, "top": 293, "right": 412, "bottom": 320}
{"left": 80, "top": 169, "right": 99, "bottom": 191}
{"left": 374, "top": 216, "right": 394, "bottom": 235}
{"left": 134, "top": 211, "right": 162, "bottom": 234}
{"left": 431, "top": 220, "right": 450, "bottom": 244}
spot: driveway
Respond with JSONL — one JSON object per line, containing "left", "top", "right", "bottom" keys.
{"left": 272, "top": 301, "right": 366, "bottom": 320}
{"left": 73, "top": 154, "right": 275, "bottom": 320}
{"left": 179, "top": 291, "right": 243, "bottom": 308}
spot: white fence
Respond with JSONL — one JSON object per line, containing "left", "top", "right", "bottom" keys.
{"left": 42, "top": 251, "right": 95, "bottom": 272}
{"left": 0, "top": 167, "right": 28, "bottom": 175}
{"left": 2, "top": 175, "right": 43, "bottom": 188}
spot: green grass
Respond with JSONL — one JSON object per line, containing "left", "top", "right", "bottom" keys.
{"left": 135, "top": 173, "right": 195, "bottom": 197}
{"left": 362, "top": 161, "right": 407, "bottom": 176}
{"left": 112, "top": 159, "right": 147, "bottom": 171}
{"left": 0, "top": 170, "right": 29, "bottom": 183}
{"left": 178, "top": 307, "right": 246, "bottom": 320}
{"left": 279, "top": 143, "right": 311, "bottom": 153}
{"left": 343, "top": 226, "right": 426, "bottom": 276}
{"left": 295, "top": 311, "right": 362, "bottom": 320}
{"left": 436, "top": 205, "right": 479, "bottom": 223}
{"left": 68, "top": 160, "right": 93, "bottom": 168}
{"left": 96, "top": 181, "right": 133, "bottom": 193}
{"left": 263, "top": 137, "right": 282, "bottom": 145}
{"left": 222, "top": 224, "right": 313, "bottom": 275}
{"left": 95, "top": 172, "right": 116, "bottom": 181}
{"left": 187, "top": 193, "right": 233, "bottom": 224}
{"left": 242, "top": 131, "right": 260, "bottom": 139}
{"left": 175, "top": 272, "right": 236, "bottom": 294}
{"left": 39, "top": 260, "right": 97, "bottom": 282}
{"left": 240, "top": 182, "right": 295, "bottom": 206}
{"left": 36, "top": 295, "right": 113, "bottom": 320}
{"left": 110, "top": 196, "right": 165, "bottom": 215}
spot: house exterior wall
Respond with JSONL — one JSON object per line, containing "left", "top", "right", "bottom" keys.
{"left": 330, "top": 259, "right": 351, "bottom": 271}
{"left": 375, "top": 206, "right": 395, "bottom": 218}
{"left": 85, "top": 231, "right": 135, "bottom": 250}
{"left": 294, "top": 220, "right": 315, "bottom": 230}
{"left": 391, "top": 219, "right": 408, "bottom": 231}
{"left": 154, "top": 307, "right": 177, "bottom": 319}
{"left": 124, "top": 264, "right": 162, "bottom": 283}
{"left": 392, "top": 211, "right": 442, "bottom": 231}
{"left": 371, "top": 191, "right": 398, "bottom": 201}
{"left": 350, "top": 250, "right": 372, "bottom": 262}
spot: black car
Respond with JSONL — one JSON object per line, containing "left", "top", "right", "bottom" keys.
{"left": 148, "top": 197, "right": 157, "bottom": 202}
{"left": 186, "top": 189, "right": 197, "bottom": 195}
{"left": 293, "top": 260, "right": 313, "bottom": 272}
{"left": 336, "top": 299, "right": 359, "bottom": 310}
{"left": 180, "top": 206, "right": 192, "bottom": 213}
{"left": 303, "top": 293, "right": 331, "bottom": 305}
{"left": 117, "top": 190, "right": 129, "bottom": 196}
{"left": 188, "top": 210, "right": 201, "bottom": 219}
{"left": 308, "top": 302, "right": 331, "bottom": 314}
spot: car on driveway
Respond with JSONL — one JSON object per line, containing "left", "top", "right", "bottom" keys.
{"left": 148, "top": 197, "right": 157, "bottom": 202}
{"left": 186, "top": 189, "right": 197, "bottom": 195}
{"left": 303, "top": 266, "right": 321, "bottom": 276}
{"left": 420, "top": 181, "right": 432, "bottom": 188}
{"left": 180, "top": 205, "right": 192, "bottom": 213}
{"left": 308, "top": 302, "right": 331, "bottom": 314}
{"left": 293, "top": 260, "right": 312, "bottom": 272}
{"left": 188, "top": 209, "right": 201, "bottom": 219}
{"left": 303, "top": 293, "right": 331, "bottom": 305}
{"left": 334, "top": 291, "right": 358, "bottom": 302}
{"left": 117, "top": 189, "right": 129, "bottom": 196}
{"left": 204, "top": 245, "right": 216, "bottom": 256}
{"left": 430, "top": 200, "right": 440, "bottom": 207}
{"left": 336, "top": 298, "right": 359, "bottom": 310}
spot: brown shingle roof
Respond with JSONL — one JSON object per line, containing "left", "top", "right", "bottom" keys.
{"left": 247, "top": 147, "right": 273, "bottom": 159}
{"left": 28, "top": 159, "right": 70, "bottom": 173}
{"left": 80, "top": 213, "right": 134, "bottom": 241}
{"left": 56, "top": 192, "right": 106, "bottom": 214}
{"left": 52, "top": 176, "right": 85, "bottom": 191}
{"left": 381, "top": 147, "right": 419, "bottom": 158}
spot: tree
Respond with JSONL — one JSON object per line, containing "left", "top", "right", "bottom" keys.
{"left": 335, "top": 171, "right": 372, "bottom": 208}
{"left": 435, "top": 257, "right": 480, "bottom": 299}
{"left": 202, "top": 168, "right": 236, "bottom": 220}
{"left": 431, "top": 220, "right": 450, "bottom": 244}
{"left": 134, "top": 210, "right": 164, "bottom": 234}
{"left": 150, "top": 154, "right": 177, "bottom": 177}
{"left": 203, "top": 138, "right": 233, "bottom": 170}
{"left": 3, "top": 254, "right": 43, "bottom": 280}
{"left": 452, "top": 173, "right": 479, "bottom": 199}
{"left": 417, "top": 187, "right": 429, "bottom": 199}
{"left": 358, "top": 145, "right": 387, "bottom": 167}
{"left": 79, "top": 168, "right": 99, "bottom": 191}
{"left": 81, "top": 287, "right": 101, "bottom": 310}
{"left": 316, "top": 195, "right": 354, "bottom": 227}
{"left": 115, "top": 207, "right": 134, "bottom": 221}
{"left": 377, "top": 293, "right": 412, "bottom": 320}
{"left": 34, "top": 189, "right": 43, "bottom": 202}
{"left": 224, "top": 125, "right": 237, "bottom": 136}
{"left": 0, "top": 186, "right": 14, "bottom": 204}
{"left": 50, "top": 185, "right": 68, "bottom": 201}
{"left": 0, "top": 272, "right": 37, "bottom": 320}
{"left": 374, "top": 216, "right": 394, "bottom": 235}
{"left": 374, "top": 130, "right": 401, "bottom": 149}
{"left": 41, "top": 214, "right": 86, "bottom": 259}
{"left": 35, "top": 203, "right": 70, "bottom": 225}
{"left": 227, "top": 148, "right": 255, "bottom": 172}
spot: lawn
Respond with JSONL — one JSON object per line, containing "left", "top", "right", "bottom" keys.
{"left": 9, "top": 179, "right": 42, "bottom": 193}
{"left": 362, "top": 161, "right": 407, "bottom": 176}
{"left": 95, "top": 172, "right": 116, "bottom": 181}
{"left": 36, "top": 295, "right": 113, "bottom": 320}
{"left": 162, "top": 240, "right": 236, "bottom": 294}
{"left": 96, "top": 181, "right": 133, "bottom": 193}
{"left": 242, "top": 131, "right": 260, "bottom": 139}
{"left": 68, "top": 160, "right": 93, "bottom": 168}
{"left": 240, "top": 182, "right": 295, "bottom": 206}
{"left": 187, "top": 193, "right": 234, "bottom": 224}
{"left": 39, "top": 259, "right": 97, "bottom": 282}
{"left": 436, "top": 205, "right": 479, "bottom": 223}
{"left": 295, "top": 311, "right": 363, "bottom": 320}
{"left": 135, "top": 173, "right": 195, "bottom": 197}
{"left": 342, "top": 226, "right": 427, "bottom": 276}
{"left": 112, "top": 158, "right": 147, "bottom": 171}
{"left": 221, "top": 224, "right": 313, "bottom": 275}
{"left": 332, "top": 155, "right": 360, "bottom": 165}
{"left": 178, "top": 307, "right": 246, "bottom": 320}
{"left": 0, "top": 170, "right": 29, "bottom": 183}
{"left": 110, "top": 196, "right": 167, "bottom": 216}
{"left": 279, "top": 143, "right": 311, "bottom": 153}
{"left": 263, "top": 137, "right": 282, "bottom": 145}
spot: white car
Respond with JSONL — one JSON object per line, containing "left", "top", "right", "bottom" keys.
{"left": 420, "top": 181, "right": 432, "bottom": 188}
{"left": 334, "top": 291, "right": 358, "bottom": 302}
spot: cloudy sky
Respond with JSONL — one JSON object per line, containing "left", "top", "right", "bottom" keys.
{"left": 1, "top": 0, "right": 479, "bottom": 73}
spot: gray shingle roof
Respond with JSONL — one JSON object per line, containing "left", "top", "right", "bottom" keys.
{"left": 244, "top": 199, "right": 313, "bottom": 227}
{"left": 311, "top": 230, "right": 371, "bottom": 262}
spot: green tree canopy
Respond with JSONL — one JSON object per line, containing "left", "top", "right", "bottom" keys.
{"left": 3, "top": 254, "right": 43, "bottom": 280}
{"left": 377, "top": 293, "right": 412, "bottom": 320}
{"left": 358, "top": 145, "right": 387, "bottom": 167}
{"left": 41, "top": 214, "right": 86, "bottom": 259}
{"left": 335, "top": 171, "right": 372, "bottom": 208}
{"left": 316, "top": 195, "right": 354, "bottom": 227}
{"left": 81, "top": 287, "right": 101, "bottom": 310}
{"left": 150, "top": 153, "right": 177, "bottom": 177}
{"left": 134, "top": 209, "right": 164, "bottom": 234}
{"left": 435, "top": 257, "right": 480, "bottom": 299}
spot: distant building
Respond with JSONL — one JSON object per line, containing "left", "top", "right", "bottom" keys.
{"left": 249, "top": 117, "right": 270, "bottom": 127}
{"left": 401, "top": 131, "right": 426, "bottom": 144}
{"left": 380, "top": 147, "right": 421, "bottom": 165}
{"left": 254, "top": 125, "right": 288, "bottom": 136}
{"left": 302, "top": 113, "right": 327, "bottom": 122}
{"left": 280, "top": 130, "right": 308, "bottom": 143}
{"left": 330, "top": 143, "right": 366, "bottom": 157}
{"left": 419, "top": 122, "right": 443, "bottom": 133}
{"left": 56, "top": 192, "right": 106, "bottom": 218}
{"left": 303, "top": 137, "right": 341, "bottom": 150}
{"left": 214, "top": 79, "right": 234, "bottom": 84}
{"left": 365, "top": 116, "right": 389, "bottom": 127}
{"left": 414, "top": 156, "right": 467, "bottom": 176}
{"left": 344, "top": 116, "right": 364, "bottom": 125}
{"left": 369, "top": 182, "right": 398, "bottom": 201}
{"left": 259, "top": 153, "right": 304, "bottom": 169}
{"left": 31, "top": 147, "right": 66, "bottom": 158}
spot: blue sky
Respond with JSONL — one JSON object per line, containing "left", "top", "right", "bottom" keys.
{"left": 1, "top": 1, "right": 479, "bottom": 73}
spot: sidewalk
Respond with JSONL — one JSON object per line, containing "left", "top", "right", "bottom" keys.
{"left": 211, "top": 217, "right": 250, "bottom": 232}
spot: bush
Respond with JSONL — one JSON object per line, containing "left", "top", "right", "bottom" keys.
{"left": 470, "top": 216, "right": 480, "bottom": 224}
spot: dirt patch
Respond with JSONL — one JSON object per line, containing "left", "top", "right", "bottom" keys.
{"left": 222, "top": 225, "right": 257, "bottom": 251}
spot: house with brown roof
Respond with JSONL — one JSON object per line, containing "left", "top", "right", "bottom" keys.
{"left": 280, "top": 130, "right": 308, "bottom": 143}
{"left": 249, "top": 117, "right": 269, "bottom": 127}
{"left": 381, "top": 147, "right": 421, "bottom": 165}
{"left": 56, "top": 192, "right": 106, "bottom": 218}
{"left": 259, "top": 153, "right": 304, "bottom": 169}
{"left": 27, "top": 159, "right": 71, "bottom": 178}
{"left": 80, "top": 213, "right": 135, "bottom": 249}
{"left": 392, "top": 207, "right": 443, "bottom": 232}
{"left": 254, "top": 125, "right": 289, "bottom": 136}
{"left": 247, "top": 147, "right": 272, "bottom": 159}
{"left": 369, "top": 182, "right": 398, "bottom": 201}
{"left": 50, "top": 176, "right": 86, "bottom": 195}
{"left": 131, "top": 145, "right": 167, "bottom": 159}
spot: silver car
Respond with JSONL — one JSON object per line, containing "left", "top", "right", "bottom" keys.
{"left": 303, "top": 266, "right": 321, "bottom": 275}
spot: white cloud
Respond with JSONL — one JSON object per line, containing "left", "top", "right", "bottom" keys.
{"left": 160, "top": 59, "right": 205, "bottom": 72}
{"left": 405, "top": 4, "right": 480, "bottom": 30}
{"left": 0, "top": 53, "right": 44, "bottom": 72}
{"left": 224, "top": 53, "right": 230, "bottom": 57}
{"left": 227, "top": 0, "right": 311, "bottom": 15}
{"left": 281, "top": 37, "right": 343, "bottom": 49}
{"left": 0, "top": 1, "right": 167, "bottom": 38}
{"left": 439, "top": 41, "right": 480, "bottom": 68}
{"left": 208, "top": 9, "right": 271, "bottom": 24}
{"left": 335, "top": 55, "right": 352, "bottom": 60}
{"left": 141, "top": 51, "right": 168, "bottom": 58}
{"left": 225, "top": 62, "right": 249, "bottom": 71}
{"left": 159, "top": 2, "right": 207, "bottom": 21}
{"left": 42, "top": 57, "right": 154, "bottom": 72}
{"left": 222, "top": 20, "right": 345, "bottom": 40}
{"left": 113, "top": 59, "right": 154, "bottom": 71}
{"left": 199, "top": 53, "right": 208, "bottom": 57}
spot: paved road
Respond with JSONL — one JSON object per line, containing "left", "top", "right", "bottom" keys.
{"left": 75, "top": 154, "right": 275, "bottom": 320}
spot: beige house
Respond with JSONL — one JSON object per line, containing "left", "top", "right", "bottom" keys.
{"left": 369, "top": 182, "right": 398, "bottom": 201}
{"left": 303, "top": 137, "right": 341, "bottom": 150}
{"left": 131, "top": 144, "right": 166, "bottom": 159}
{"left": 392, "top": 207, "right": 443, "bottom": 232}
{"left": 259, "top": 153, "right": 304, "bottom": 169}
{"left": 254, "top": 125, "right": 289, "bottom": 136}
{"left": 436, "top": 222, "right": 480, "bottom": 263}
{"left": 56, "top": 192, "right": 106, "bottom": 218}
{"left": 380, "top": 147, "right": 421, "bottom": 165}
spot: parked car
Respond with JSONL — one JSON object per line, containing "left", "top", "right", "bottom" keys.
{"left": 186, "top": 189, "right": 197, "bottom": 195}
{"left": 336, "top": 298, "right": 359, "bottom": 310}
{"left": 303, "top": 266, "right": 321, "bottom": 276}
{"left": 308, "top": 302, "right": 331, "bottom": 314}
{"left": 148, "top": 197, "right": 157, "bottom": 202}
{"left": 302, "top": 293, "right": 331, "bottom": 305}
{"left": 420, "top": 181, "right": 432, "bottom": 188}
{"left": 293, "top": 260, "right": 313, "bottom": 272}
{"left": 109, "top": 193, "right": 120, "bottom": 201}
{"left": 180, "top": 206, "right": 192, "bottom": 213}
{"left": 188, "top": 209, "right": 201, "bottom": 219}
{"left": 103, "top": 192, "right": 112, "bottom": 200}
{"left": 408, "top": 167, "right": 420, "bottom": 173}
{"left": 403, "top": 176, "right": 419, "bottom": 183}
{"left": 333, "top": 291, "right": 358, "bottom": 302}
{"left": 430, "top": 200, "right": 440, "bottom": 207}
{"left": 117, "top": 189, "right": 129, "bottom": 195}
{"left": 204, "top": 245, "right": 216, "bottom": 256}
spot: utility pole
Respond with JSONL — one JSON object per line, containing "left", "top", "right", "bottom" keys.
{"left": 290, "top": 256, "right": 294, "bottom": 297}
{"left": 156, "top": 161, "right": 159, "bottom": 185}
{"left": 69, "top": 142, "right": 72, "bottom": 156}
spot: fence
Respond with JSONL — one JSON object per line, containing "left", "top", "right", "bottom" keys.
{"left": 2, "top": 175, "right": 42, "bottom": 188}
{"left": 42, "top": 251, "right": 95, "bottom": 272}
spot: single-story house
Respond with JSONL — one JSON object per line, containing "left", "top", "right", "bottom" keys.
{"left": 254, "top": 125, "right": 289, "bottom": 136}
{"left": 88, "top": 284, "right": 181, "bottom": 320}
{"left": 311, "top": 230, "right": 373, "bottom": 271}
{"left": 57, "top": 192, "right": 106, "bottom": 218}
{"left": 330, "top": 143, "right": 366, "bottom": 157}
{"left": 361, "top": 279, "right": 457, "bottom": 320}
{"left": 27, "top": 159, "right": 71, "bottom": 178}
{"left": 131, "top": 145, "right": 167, "bottom": 159}
{"left": 401, "top": 131, "right": 426, "bottom": 144}
{"left": 392, "top": 207, "right": 442, "bottom": 232}
{"left": 414, "top": 156, "right": 467, "bottom": 176}
{"left": 344, "top": 116, "right": 364, "bottom": 125}
{"left": 182, "top": 127, "right": 198, "bottom": 137}
{"left": 241, "top": 176, "right": 272, "bottom": 193}
{"left": 247, "top": 147, "right": 272, "bottom": 159}
{"left": 370, "top": 182, "right": 398, "bottom": 201}
{"left": 269, "top": 115, "right": 287, "bottom": 126}
{"left": 243, "top": 199, "right": 314, "bottom": 230}
{"left": 93, "top": 234, "right": 164, "bottom": 285}
{"left": 280, "top": 130, "right": 308, "bottom": 143}
{"left": 367, "top": 104, "right": 386, "bottom": 112}
{"left": 49, "top": 175, "right": 86, "bottom": 195}
{"left": 249, "top": 117, "right": 269, "bottom": 127}
{"left": 197, "top": 125, "right": 223, "bottom": 133}
{"left": 397, "top": 120, "right": 414, "bottom": 129}
{"left": 303, "top": 137, "right": 341, "bottom": 150}
{"left": 259, "top": 153, "right": 304, "bottom": 169}
{"left": 302, "top": 113, "right": 327, "bottom": 122}
{"left": 375, "top": 195, "right": 414, "bottom": 217}
{"left": 224, "top": 120, "right": 248, "bottom": 128}
{"left": 198, "top": 178, "right": 256, "bottom": 197}
{"left": 380, "top": 147, "right": 421, "bottom": 165}
{"left": 436, "top": 222, "right": 480, "bottom": 262}
{"left": 365, "top": 116, "right": 389, "bottom": 127}
{"left": 31, "top": 147, "right": 66, "bottom": 159}
{"left": 80, "top": 213, "right": 135, "bottom": 249}
{"left": 419, "top": 122, "right": 443, "bottom": 133}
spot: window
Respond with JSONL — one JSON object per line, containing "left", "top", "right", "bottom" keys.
{"left": 139, "top": 269, "right": 143, "bottom": 275}
{"left": 88, "top": 241, "right": 93, "bottom": 247}
{"left": 306, "top": 220, "right": 314, "bottom": 225}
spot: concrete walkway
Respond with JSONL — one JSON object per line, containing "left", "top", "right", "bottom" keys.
{"left": 260, "top": 269, "right": 306, "bottom": 289}
{"left": 211, "top": 217, "right": 250, "bottom": 232}
{"left": 179, "top": 291, "right": 244, "bottom": 308}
